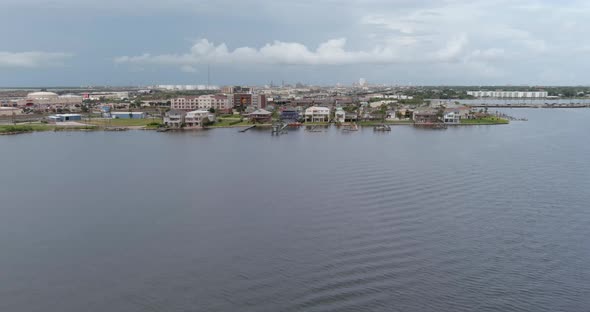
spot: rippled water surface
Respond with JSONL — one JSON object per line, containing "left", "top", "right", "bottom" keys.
{"left": 1, "top": 109, "right": 590, "bottom": 312}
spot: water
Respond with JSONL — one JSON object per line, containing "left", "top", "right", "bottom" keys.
{"left": 1, "top": 109, "right": 590, "bottom": 312}
{"left": 431, "top": 98, "right": 590, "bottom": 106}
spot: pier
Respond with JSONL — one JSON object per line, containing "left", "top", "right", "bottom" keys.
{"left": 239, "top": 125, "right": 256, "bottom": 133}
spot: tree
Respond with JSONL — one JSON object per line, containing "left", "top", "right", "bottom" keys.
{"left": 209, "top": 107, "right": 216, "bottom": 114}
{"left": 201, "top": 117, "right": 213, "bottom": 127}
{"left": 378, "top": 104, "right": 388, "bottom": 122}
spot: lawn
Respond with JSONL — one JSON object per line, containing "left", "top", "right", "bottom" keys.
{"left": 209, "top": 118, "right": 251, "bottom": 127}
{"left": 0, "top": 123, "right": 97, "bottom": 133}
{"left": 461, "top": 117, "right": 509, "bottom": 125}
{"left": 0, "top": 124, "right": 47, "bottom": 133}
{"left": 86, "top": 118, "right": 159, "bottom": 127}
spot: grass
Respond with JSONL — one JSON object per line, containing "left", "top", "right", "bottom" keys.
{"left": 209, "top": 118, "right": 251, "bottom": 127}
{"left": 461, "top": 117, "right": 509, "bottom": 125}
{"left": 0, "top": 123, "right": 97, "bottom": 134}
{"left": 0, "top": 124, "right": 55, "bottom": 133}
{"left": 86, "top": 118, "right": 159, "bottom": 127}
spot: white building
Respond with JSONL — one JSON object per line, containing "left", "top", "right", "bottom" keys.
{"left": 163, "top": 110, "right": 185, "bottom": 128}
{"left": 85, "top": 92, "right": 129, "bottom": 100}
{"left": 155, "top": 85, "right": 219, "bottom": 91}
{"left": 467, "top": 91, "right": 548, "bottom": 98}
{"left": 335, "top": 107, "right": 345, "bottom": 123}
{"left": 184, "top": 110, "right": 216, "bottom": 128}
{"left": 171, "top": 94, "right": 231, "bottom": 111}
{"left": 16, "top": 92, "right": 83, "bottom": 109}
{"left": 305, "top": 106, "right": 330, "bottom": 122}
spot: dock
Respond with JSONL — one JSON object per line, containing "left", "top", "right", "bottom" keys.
{"left": 239, "top": 125, "right": 256, "bottom": 132}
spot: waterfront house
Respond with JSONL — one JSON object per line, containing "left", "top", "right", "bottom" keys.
{"left": 345, "top": 111, "right": 358, "bottom": 122}
{"left": 249, "top": 109, "right": 272, "bottom": 123}
{"left": 163, "top": 110, "right": 185, "bottom": 128}
{"left": 305, "top": 106, "right": 330, "bottom": 123}
{"left": 335, "top": 107, "right": 345, "bottom": 123}
{"left": 280, "top": 109, "right": 300, "bottom": 122}
{"left": 443, "top": 110, "right": 461, "bottom": 124}
{"left": 413, "top": 111, "right": 440, "bottom": 123}
{"left": 184, "top": 110, "right": 215, "bottom": 128}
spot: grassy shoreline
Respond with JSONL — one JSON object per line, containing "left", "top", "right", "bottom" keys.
{"left": 1, "top": 116, "right": 510, "bottom": 135}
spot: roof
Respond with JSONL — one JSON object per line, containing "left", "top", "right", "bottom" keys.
{"left": 112, "top": 111, "right": 145, "bottom": 114}
{"left": 250, "top": 109, "right": 271, "bottom": 115}
{"left": 53, "top": 114, "right": 81, "bottom": 117}
{"left": 27, "top": 91, "right": 58, "bottom": 98}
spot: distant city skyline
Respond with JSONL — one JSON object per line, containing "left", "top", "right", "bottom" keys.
{"left": 2, "top": 0, "right": 590, "bottom": 86}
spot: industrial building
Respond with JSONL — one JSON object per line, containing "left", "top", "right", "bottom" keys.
{"left": 48, "top": 114, "right": 82, "bottom": 123}
{"left": 16, "top": 92, "right": 83, "bottom": 110}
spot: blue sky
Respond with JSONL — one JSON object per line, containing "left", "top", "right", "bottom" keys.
{"left": 1, "top": 0, "right": 589, "bottom": 86}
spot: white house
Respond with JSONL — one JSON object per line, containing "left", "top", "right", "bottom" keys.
{"left": 163, "top": 110, "right": 185, "bottom": 128}
{"left": 184, "top": 110, "right": 216, "bottom": 128}
{"left": 443, "top": 111, "right": 461, "bottom": 124}
{"left": 334, "top": 107, "right": 345, "bottom": 123}
{"left": 305, "top": 106, "right": 330, "bottom": 122}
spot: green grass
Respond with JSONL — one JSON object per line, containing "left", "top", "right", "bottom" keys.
{"left": 0, "top": 124, "right": 64, "bottom": 133}
{"left": 209, "top": 118, "right": 251, "bottom": 127}
{"left": 86, "top": 118, "right": 159, "bottom": 127}
{"left": 461, "top": 117, "right": 509, "bottom": 125}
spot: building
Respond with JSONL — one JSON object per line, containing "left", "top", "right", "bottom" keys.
{"left": 0, "top": 107, "right": 23, "bottom": 116}
{"left": 111, "top": 112, "right": 146, "bottom": 119}
{"left": 413, "top": 111, "right": 440, "bottom": 123}
{"left": 251, "top": 94, "right": 267, "bottom": 109}
{"left": 443, "top": 111, "right": 461, "bottom": 124}
{"left": 184, "top": 110, "right": 215, "bottom": 128}
{"left": 163, "top": 110, "right": 185, "bottom": 128}
{"left": 155, "top": 85, "right": 219, "bottom": 91}
{"left": 280, "top": 109, "right": 300, "bottom": 122}
{"left": 83, "top": 92, "right": 130, "bottom": 100}
{"left": 47, "top": 114, "right": 82, "bottom": 123}
{"left": 233, "top": 93, "right": 252, "bottom": 110}
{"left": 467, "top": 91, "right": 548, "bottom": 98}
{"left": 222, "top": 86, "right": 252, "bottom": 94}
{"left": 305, "top": 106, "right": 330, "bottom": 123}
{"left": 171, "top": 95, "right": 231, "bottom": 112}
{"left": 335, "top": 107, "right": 346, "bottom": 123}
{"left": 17, "top": 92, "right": 83, "bottom": 110}
{"left": 249, "top": 109, "right": 272, "bottom": 123}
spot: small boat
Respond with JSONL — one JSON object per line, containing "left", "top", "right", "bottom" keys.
{"left": 342, "top": 123, "right": 359, "bottom": 131}
{"left": 374, "top": 124, "right": 391, "bottom": 131}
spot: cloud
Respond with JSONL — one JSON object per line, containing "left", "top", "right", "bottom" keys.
{"left": 115, "top": 38, "right": 400, "bottom": 66}
{"left": 114, "top": 36, "right": 483, "bottom": 70}
{"left": 434, "top": 35, "right": 468, "bottom": 62}
{"left": 0, "top": 51, "right": 72, "bottom": 68}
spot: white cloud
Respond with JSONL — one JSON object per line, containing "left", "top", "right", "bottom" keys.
{"left": 114, "top": 36, "right": 484, "bottom": 70}
{"left": 0, "top": 51, "right": 72, "bottom": 68}
{"left": 115, "top": 38, "right": 400, "bottom": 66}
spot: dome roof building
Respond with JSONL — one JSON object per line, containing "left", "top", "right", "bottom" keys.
{"left": 27, "top": 92, "right": 59, "bottom": 100}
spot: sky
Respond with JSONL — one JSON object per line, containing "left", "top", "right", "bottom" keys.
{"left": 1, "top": 0, "right": 590, "bottom": 86}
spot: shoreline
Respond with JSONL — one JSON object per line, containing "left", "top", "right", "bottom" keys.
{"left": 0, "top": 121, "right": 511, "bottom": 135}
